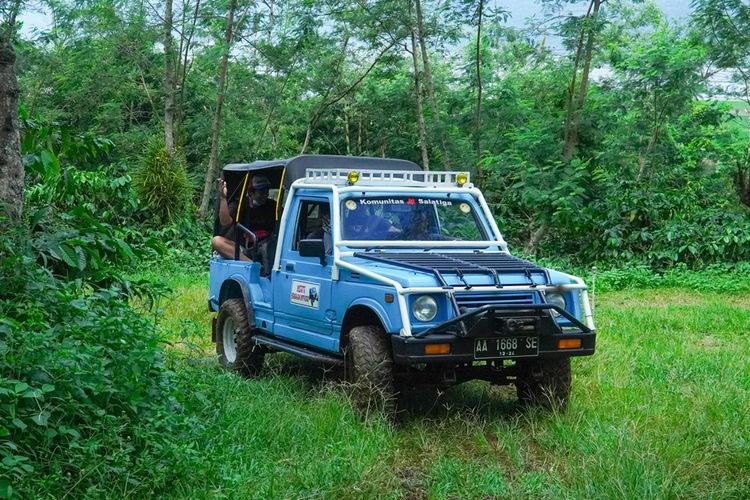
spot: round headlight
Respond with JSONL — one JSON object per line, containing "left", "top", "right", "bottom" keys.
{"left": 412, "top": 295, "right": 438, "bottom": 322}
{"left": 546, "top": 293, "right": 566, "bottom": 317}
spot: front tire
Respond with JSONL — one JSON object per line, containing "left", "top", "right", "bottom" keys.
{"left": 346, "top": 325, "right": 396, "bottom": 417}
{"left": 216, "top": 298, "right": 264, "bottom": 377}
{"left": 516, "top": 357, "right": 571, "bottom": 409}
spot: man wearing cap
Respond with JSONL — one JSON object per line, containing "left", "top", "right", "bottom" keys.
{"left": 211, "top": 174, "right": 276, "bottom": 275}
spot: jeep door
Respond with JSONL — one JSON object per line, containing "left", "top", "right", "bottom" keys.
{"left": 273, "top": 197, "right": 336, "bottom": 352}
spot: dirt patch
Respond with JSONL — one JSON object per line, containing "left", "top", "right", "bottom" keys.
{"left": 397, "top": 467, "right": 426, "bottom": 500}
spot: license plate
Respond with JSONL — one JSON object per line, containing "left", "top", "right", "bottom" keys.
{"left": 474, "top": 336, "right": 539, "bottom": 359}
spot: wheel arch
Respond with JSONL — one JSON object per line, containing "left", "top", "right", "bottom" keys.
{"left": 339, "top": 301, "right": 392, "bottom": 350}
{"left": 219, "top": 278, "right": 252, "bottom": 308}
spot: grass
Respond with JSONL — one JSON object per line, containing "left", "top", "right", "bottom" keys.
{"left": 151, "top": 273, "right": 750, "bottom": 498}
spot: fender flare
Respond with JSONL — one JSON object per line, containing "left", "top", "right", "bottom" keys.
{"left": 344, "top": 297, "right": 399, "bottom": 335}
{"left": 219, "top": 277, "right": 252, "bottom": 309}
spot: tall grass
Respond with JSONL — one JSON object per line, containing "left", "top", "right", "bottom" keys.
{"left": 147, "top": 274, "right": 750, "bottom": 498}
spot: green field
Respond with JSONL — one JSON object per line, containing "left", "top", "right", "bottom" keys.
{"left": 157, "top": 273, "right": 750, "bottom": 498}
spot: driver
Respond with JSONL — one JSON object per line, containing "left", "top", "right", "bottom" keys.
{"left": 403, "top": 208, "right": 435, "bottom": 240}
{"left": 211, "top": 175, "right": 276, "bottom": 275}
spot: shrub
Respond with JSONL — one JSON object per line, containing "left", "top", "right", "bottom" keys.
{"left": 134, "top": 139, "right": 192, "bottom": 224}
{"left": 0, "top": 234, "right": 201, "bottom": 497}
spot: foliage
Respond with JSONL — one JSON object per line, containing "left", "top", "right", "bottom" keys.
{"left": 133, "top": 138, "right": 192, "bottom": 224}
{"left": 0, "top": 226, "right": 191, "bottom": 497}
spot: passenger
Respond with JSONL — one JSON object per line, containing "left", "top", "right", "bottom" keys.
{"left": 212, "top": 174, "right": 276, "bottom": 275}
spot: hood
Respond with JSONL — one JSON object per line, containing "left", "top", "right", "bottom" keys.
{"left": 342, "top": 251, "right": 557, "bottom": 289}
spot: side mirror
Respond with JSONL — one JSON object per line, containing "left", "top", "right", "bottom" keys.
{"left": 299, "top": 239, "right": 327, "bottom": 265}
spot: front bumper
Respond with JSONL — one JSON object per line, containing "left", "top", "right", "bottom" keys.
{"left": 391, "top": 304, "right": 596, "bottom": 365}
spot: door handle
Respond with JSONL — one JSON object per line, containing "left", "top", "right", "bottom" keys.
{"left": 285, "top": 262, "right": 295, "bottom": 271}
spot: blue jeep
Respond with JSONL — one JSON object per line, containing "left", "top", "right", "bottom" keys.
{"left": 209, "top": 155, "right": 596, "bottom": 409}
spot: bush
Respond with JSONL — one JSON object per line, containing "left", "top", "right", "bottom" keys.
{"left": 0, "top": 231, "right": 203, "bottom": 498}
{"left": 134, "top": 139, "right": 192, "bottom": 224}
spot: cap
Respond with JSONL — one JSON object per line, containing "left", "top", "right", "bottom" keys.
{"left": 252, "top": 175, "right": 271, "bottom": 190}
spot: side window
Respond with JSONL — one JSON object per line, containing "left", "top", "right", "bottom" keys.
{"left": 292, "top": 200, "right": 331, "bottom": 250}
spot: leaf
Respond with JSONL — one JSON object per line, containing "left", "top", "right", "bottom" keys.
{"left": 40, "top": 149, "right": 61, "bottom": 179}
{"left": 74, "top": 246, "right": 87, "bottom": 271}
{"left": 31, "top": 411, "right": 50, "bottom": 427}
{"left": 11, "top": 418, "right": 26, "bottom": 430}
{"left": 59, "top": 244, "right": 80, "bottom": 269}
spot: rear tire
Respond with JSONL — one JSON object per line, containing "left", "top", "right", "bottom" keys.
{"left": 346, "top": 325, "right": 396, "bottom": 417}
{"left": 516, "top": 357, "right": 571, "bottom": 409}
{"left": 216, "top": 298, "right": 264, "bottom": 377}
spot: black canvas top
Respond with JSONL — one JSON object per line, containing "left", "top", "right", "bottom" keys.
{"left": 222, "top": 154, "right": 421, "bottom": 191}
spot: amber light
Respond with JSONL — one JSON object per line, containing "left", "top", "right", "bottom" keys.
{"left": 424, "top": 343, "right": 450, "bottom": 355}
{"left": 384, "top": 293, "right": 394, "bottom": 303}
{"left": 456, "top": 172, "right": 468, "bottom": 186}
{"left": 347, "top": 170, "right": 360, "bottom": 184}
{"left": 558, "top": 338, "right": 582, "bottom": 349}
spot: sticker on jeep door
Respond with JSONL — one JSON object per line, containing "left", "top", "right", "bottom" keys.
{"left": 290, "top": 280, "right": 320, "bottom": 309}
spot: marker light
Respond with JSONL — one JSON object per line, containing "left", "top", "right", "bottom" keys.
{"left": 347, "top": 170, "right": 359, "bottom": 185}
{"left": 425, "top": 343, "right": 451, "bottom": 355}
{"left": 558, "top": 338, "right": 582, "bottom": 350}
{"left": 456, "top": 172, "right": 468, "bottom": 186}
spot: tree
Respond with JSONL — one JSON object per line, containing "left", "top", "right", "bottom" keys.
{"left": 197, "top": 0, "right": 240, "bottom": 220}
{"left": 410, "top": 22, "right": 430, "bottom": 169}
{"left": 692, "top": 0, "right": 750, "bottom": 208}
{"left": 0, "top": 0, "right": 23, "bottom": 221}
{"left": 560, "top": 0, "right": 605, "bottom": 161}
{"left": 414, "top": 0, "right": 450, "bottom": 167}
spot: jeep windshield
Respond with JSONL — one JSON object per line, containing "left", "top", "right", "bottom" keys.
{"left": 340, "top": 195, "right": 489, "bottom": 241}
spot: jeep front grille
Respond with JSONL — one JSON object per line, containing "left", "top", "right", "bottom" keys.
{"left": 454, "top": 292, "right": 536, "bottom": 314}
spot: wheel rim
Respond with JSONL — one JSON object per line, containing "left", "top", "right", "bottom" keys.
{"left": 222, "top": 316, "right": 237, "bottom": 363}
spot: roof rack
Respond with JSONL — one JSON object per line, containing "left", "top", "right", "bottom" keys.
{"left": 303, "top": 169, "right": 471, "bottom": 186}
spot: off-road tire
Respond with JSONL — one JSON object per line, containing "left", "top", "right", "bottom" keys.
{"left": 516, "top": 357, "right": 572, "bottom": 409}
{"left": 216, "top": 298, "right": 264, "bottom": 377}
{"left": 346, "top": 325, "right": 396, "bottom": 417}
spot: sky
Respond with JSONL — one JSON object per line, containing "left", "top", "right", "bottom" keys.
{"left": 19, "top": 0, "right": 692, "bottom": 36}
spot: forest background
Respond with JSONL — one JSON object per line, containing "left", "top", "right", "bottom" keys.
{"left": 1, "top": 0, "right": 750, "bottom": 497}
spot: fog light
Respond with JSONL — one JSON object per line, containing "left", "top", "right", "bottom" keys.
{"left": 558, "top": 338, "right": 582, "bottom": 349}
{"left": 456, "top": 172, "right": 468, "bottom": 186}
{"left": 425, "top": 343, "right": 450, "bottom": 355}
{"left": 347, "top": 170, "right": 359, "bottom": 184}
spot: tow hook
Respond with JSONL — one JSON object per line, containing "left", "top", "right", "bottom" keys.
{"left": 531, "top": 365, "right": 544, "bottom": 381}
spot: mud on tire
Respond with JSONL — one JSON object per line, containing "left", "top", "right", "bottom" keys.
{"left": 516, "top": 357, "right": 572, "bottom": 409}
{"left": 216, "top": 298, "right": 264, "bottom": 377}
{"left": 346, "top": 325, "right": 396, "bottom": 417}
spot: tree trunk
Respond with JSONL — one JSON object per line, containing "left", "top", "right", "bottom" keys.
{"left": 525, "top": 220, "right": 548, "bottom": 256}
{"left": 562, "top": 0, "right": 601, "bottom": 162}
{"left": 735, "top": 152, "right": 750, "bottom": 209}
{"left": 163, "top": 0, "right": 176, "bottom": 153}
{"left": 197, "top": 0, "right": 237, "bottom": 220}
{"left": 410, "top": 27, "right": 430, "bottom": 171}
{"left": 415, "top": 0, "right": 450, "bottom": 168}
{"left": 474, "top": 0, "right": 484, "bottom": 185}
{"left": 636, "top": 125, "right": 660, "bottom": 181}
{"left": 343, "top": 106, "right": 351, "bottom": 155}
{"left": 0, "top": 34, "right": 23, "bottom": 222}
{"left": 177, "top": 0, "right": 202, "bottom": 134}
